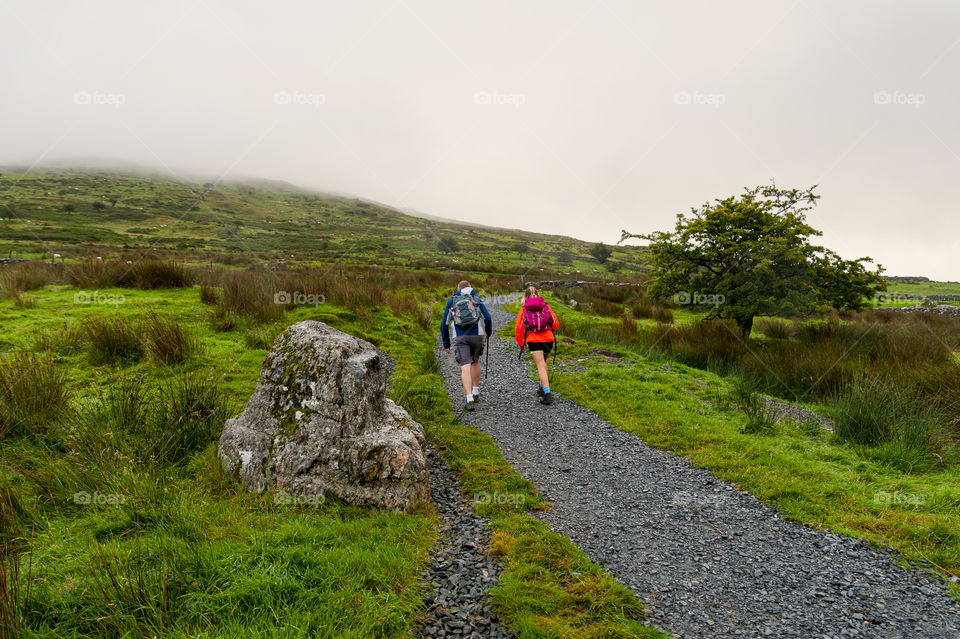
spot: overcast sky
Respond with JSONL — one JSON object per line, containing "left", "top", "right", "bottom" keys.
{"left": 2, "top": 1, "right": 958, "bottom": 280}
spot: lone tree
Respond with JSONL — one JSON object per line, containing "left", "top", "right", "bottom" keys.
{"left": 437, "top": 236, "right": 460, "bottom": 254}
{"left": 622, "top": 184, "right": 884, "bottom": 337}
{"left": 589, "top": 242, "right": 613, "bottom": 264}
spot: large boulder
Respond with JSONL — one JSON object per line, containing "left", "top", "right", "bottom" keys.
{"left": 218, "top": 320, "right": 429, "bottom": 512}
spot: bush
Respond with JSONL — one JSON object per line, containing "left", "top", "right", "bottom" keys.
{"left": 142, "top": 313, "right": 198, "bottom": 365}
{"left": 0, "top": 352, "right": 70, "bottom": 438}
{"left": 82, "top": 316, "right": 143, "bottom": 364}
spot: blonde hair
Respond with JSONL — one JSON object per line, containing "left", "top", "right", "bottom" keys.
{"left": 524, "top": 286, "right": 538, "bottom": 299}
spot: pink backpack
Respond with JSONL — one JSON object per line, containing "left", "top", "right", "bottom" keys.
{"left": 522, "top": 297, "right": 554, "bottom": 333}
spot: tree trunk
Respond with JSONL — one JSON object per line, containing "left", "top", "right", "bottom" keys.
{"left": 736, "top": 315, "right": 754, "bottom": 339}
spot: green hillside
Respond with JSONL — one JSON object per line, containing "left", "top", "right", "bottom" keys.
{"left": 0, "top": 169, "right": 648, "bottom": 277}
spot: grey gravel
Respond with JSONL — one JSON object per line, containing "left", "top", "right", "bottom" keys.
{"left": 416, "top": 446, "right": 513, "bottom": 639}
{"left": 437, "top": 303, "right": 960, "bottom": 639}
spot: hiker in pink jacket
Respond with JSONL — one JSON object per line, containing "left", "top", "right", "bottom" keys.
{"left": 514, "top": 286, "right": 559, "bottom": 405}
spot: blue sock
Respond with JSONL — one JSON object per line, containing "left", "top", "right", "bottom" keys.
{"left": 543, "top": 386, "right": 551, "bottom": 394}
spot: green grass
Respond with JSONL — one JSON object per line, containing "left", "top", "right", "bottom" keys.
{"left": 886, "top": 281, "right": 960, "bottom": 297}
{"left": 542, "top": 335, "right": 960, "bottom": 586}
{"left": 0, "top": 170, "right": 649, "bottom": 280}
{"left": 1, "top": 277, "right": 667, "bottom": 637}
{"left": 0, "top": 284, "right": 439, "bottom": 638}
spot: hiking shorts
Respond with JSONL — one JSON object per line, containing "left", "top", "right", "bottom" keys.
{"left": 528, "top": 341, "right": 554, "bottom": 354}
{"left": 452, "top": 334, "right": 484, "bottom": 365}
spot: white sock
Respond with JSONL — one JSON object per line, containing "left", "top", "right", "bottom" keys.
{"left": 466, "top": 393, "right": 474, "bottom": 402}
{"left": 472, "top": 386, "right": 480, "bottom": 395}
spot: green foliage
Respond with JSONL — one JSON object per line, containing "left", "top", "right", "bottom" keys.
{"left": 0, "top": 352, "right": 70, "bottom": 438}
{"left": 81, "top": 316, "right": 144, "bottom": 364}
{"left": 436, "top": 236, "right": 460, "bottom": 253}
{"left": 623, "top": 184, "right": 884, "bottom": 336}
{"left": 834, "top": 377, "right": 950, "bottom": 473}
{"left": 589, "top": 242, "right": 612, "bottom": 264}
{"left": 141, "top": 313, "right": 199, "bottom": 365}
{"left": 150, "top": 374, "right": 229, "bottom": 465}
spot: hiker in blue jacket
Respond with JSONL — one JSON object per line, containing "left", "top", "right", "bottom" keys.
{"left": 441, "top": 280, "right": 493, "bottom": 411}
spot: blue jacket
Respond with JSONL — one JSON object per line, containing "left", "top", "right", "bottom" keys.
{"left": 441, "top": 289, "right": 493, "bottom": 349}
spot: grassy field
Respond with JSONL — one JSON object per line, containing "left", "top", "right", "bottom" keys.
{"left": 506, "top": 290, "right": 960, "bottom": 591}
{"left": 0, "top": 169, "right": 648, "bottom": 280}
{"left": 0, "top": 259, "right": 665, "bottom": 638}
{"left": 4, "top": 169, "right": 960, "bottom": 636}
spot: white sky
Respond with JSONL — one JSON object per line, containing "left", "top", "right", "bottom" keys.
{"left": 2, "top": 0, "right": 958, "bottom": 280}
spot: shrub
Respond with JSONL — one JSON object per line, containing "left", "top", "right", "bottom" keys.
{"left": 199, "top": 285, "right": 218, "bottom": 305}
{"left": 142, "top": 313, "right": 198, "bottom": 365}
{"left": 0, "top": 352, "right": 70, "bottom": 438}
{"left": 82, "top": 316, "right": 143, "bottom": 364}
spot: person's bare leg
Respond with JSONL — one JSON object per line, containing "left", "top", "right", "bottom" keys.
{"left": 531, "top": 351, "right": 550, "bottom": 388}
{"left": 470, "top": 362, "right": 481, "bottom": 389}
{"left": 460, "top": 364, "right": 472, "bottom": 397}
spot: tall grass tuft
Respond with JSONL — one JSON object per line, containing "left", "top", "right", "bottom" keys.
{"left": 833, "top": 376, "right": 948, "bottom": 473}
{"left": 142, "top": 314, "right": 198, "bottom": 365}
{"left": 0, "top": 261, "right": 58, "bottom": 299}
{"left": 151, "top": 375, "right": 228, "bottom": 465}
{"left": 0, "top": 352, "right": 70, "bottom": 438}
{"left": 129, "top": 259, "right": 192, "bottom": 289}
{"left": 82, "top": 316, "right": 143, "bottom": 364}
{"left": 0, "top": 490, "right": 30, "bottom": 639}
{"left": 217, "top": 269, "right": 285, "bottom": 323}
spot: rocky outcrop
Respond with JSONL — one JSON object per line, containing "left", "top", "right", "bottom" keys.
{"left": 218, "top": 320, "right": 429, "bottom": 512}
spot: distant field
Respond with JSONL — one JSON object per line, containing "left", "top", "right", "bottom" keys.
{"left": 885, "top": 281, "right": 960, "bottom": 296}
{"left": 0, "top": 169, "right": 649, "bottom": 280}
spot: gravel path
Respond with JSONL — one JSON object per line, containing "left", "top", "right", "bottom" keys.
{"left": 416, "top": 446, "right": 513, "bottom": 639}
{"left": 437, "top": 304, "right": 960, "bottom": 639}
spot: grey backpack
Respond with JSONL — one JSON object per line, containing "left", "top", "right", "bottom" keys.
{"left": 451, "top": 294, "right": 480, "bottom": 329}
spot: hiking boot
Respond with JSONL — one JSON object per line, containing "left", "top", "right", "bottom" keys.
{"left": 536, "top": 387, "right": 545, "bottom": 399}
{"left": 465, "top": 400, "right": 476, "bottom": 412}
{"left": 472, "top": 392, "right": 480, "bottom": 403}
{"left": 540, "top": 392, "right": 555, "bottom": 405}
